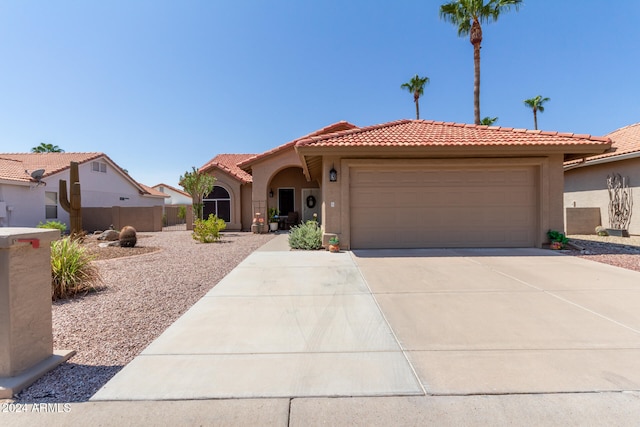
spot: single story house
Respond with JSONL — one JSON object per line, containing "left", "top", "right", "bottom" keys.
{"left": 564, "top": 122, "right": 640, "bottom": 235}
{"left": 0, "top": 152, "right": 167, "bottom": 231}
{"left": 201, "top": 119, "right": 610, "bottom": 249}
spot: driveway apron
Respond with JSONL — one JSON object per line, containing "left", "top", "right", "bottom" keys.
{"left": 353, "top": 248, "right": 640, "bottom": 395}
{"left": 92, "top": 240, "right": 422, "bottom": 400}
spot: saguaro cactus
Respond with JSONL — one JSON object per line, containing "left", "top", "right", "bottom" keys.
{"left": 59, "top": 161, "right": 82, "bottom": 235}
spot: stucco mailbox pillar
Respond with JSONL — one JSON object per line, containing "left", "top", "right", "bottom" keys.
{"left": 0, "top": 228, "right": 75, "bottom": 398}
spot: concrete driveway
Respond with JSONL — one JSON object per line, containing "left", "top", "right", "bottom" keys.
{"left": 353, "top": 247, "right": 640, "bottom": 395}
{"left": 92, "top": 239, "right": 640, "bottom": 400}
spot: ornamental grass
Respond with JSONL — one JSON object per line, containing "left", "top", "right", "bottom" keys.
{"left": 51, "top": 236, "right": 102, "bottom": 300}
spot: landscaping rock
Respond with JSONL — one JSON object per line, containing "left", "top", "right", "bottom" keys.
{"left": 97, "top": 230, "right": 120, "bottom": 241}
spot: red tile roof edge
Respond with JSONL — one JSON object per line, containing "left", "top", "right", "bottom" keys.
{"left": 152, "top": 183, "right": 191, "bottom": 198}
{"left": 295, "top": 119, "right": 611, "bottom": 146}
{"left": 199, "top": 154, "right": 255, "bottom": 183}
{"left": 139, "top": 183, "right": 169, "bottom": 198}
{"left": 237, "top": 121, "right": 359, "bottom": 168}
{"left": 0, "top": 152, "right": 151, "bottom": 195}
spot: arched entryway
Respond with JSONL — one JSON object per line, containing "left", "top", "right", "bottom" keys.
{"left": 203, "top": 186, "right": 231, "bottom": 222}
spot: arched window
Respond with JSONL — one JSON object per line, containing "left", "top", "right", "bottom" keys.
{"left": 203, "top": 186, "right": 231, "bottom": 222}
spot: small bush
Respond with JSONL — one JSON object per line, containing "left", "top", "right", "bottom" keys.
{"left": 547, "top": 229, "right": 569, "bottom": 248}
{"left": 37, "top": 220, "right": 67, "bottom": 233}
{"left": 289, "top": 220, "right": 323, "bottom": 250}
{"left": 51, "top": 237, "right": 101, "bottom": 300}
{"left": 177, "top": 206, "right": 187, "bottom": 220}
{"left": 193, "top": 214, "right": 227, "bottom": 243}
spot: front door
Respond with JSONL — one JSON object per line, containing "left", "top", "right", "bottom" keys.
{"left": 278, "top": 188, "right": 295, "bottom": 216}
{"left": 301, "top": 188, "right": 321, "bottom": 223}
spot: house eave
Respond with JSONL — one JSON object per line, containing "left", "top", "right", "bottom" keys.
{"left": 564, "top": 151, "right": 640, "bottom": 171}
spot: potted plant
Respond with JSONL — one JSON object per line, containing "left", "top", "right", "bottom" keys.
{"left": 268, "top": 207, "right": 279, "bottom": 232}
{"left": 328, "top": 236, "right": 340, "bottom": 253}
{"left": 547, "top": 230, "right": 568, "bottom": 250}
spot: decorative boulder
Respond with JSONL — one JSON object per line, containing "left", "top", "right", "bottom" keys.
{"left": 97, "top": 229, "right": 120, "bottom": 241}
{"left": 119, "top": 226, "right": 137, "bottom": 248}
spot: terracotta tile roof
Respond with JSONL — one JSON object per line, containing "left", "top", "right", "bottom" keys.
{"left": 574, "top": 122, "right": 640, "bottom": 163}
{"left": 0, "top": 153, "right": 106, "bottom": 180}
{"left": 237, "top": 121, "right": 359, "bottom": 169}
{"left": 0, "top": 152, "right": 153, "bottom": 195}
{"left": 295, "top": 119, "right": 611, "bottom": 148}
{"left": 139, "top": 183, "right": 169, "bottom": 198}
{"left": 199, "top": 154, "right": 255, "bottom": 183}
{"left": 0, "top": 157, "right": 33, "bottom": 183}
{"left": 152, "top": 183, "right": 191, "bottom": 198}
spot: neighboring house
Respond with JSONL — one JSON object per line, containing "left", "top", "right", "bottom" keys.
{"left": 0, "top": 152, "right": 166, "bottom": 231}
{"left": 151, "top": 183, "right": 193, "bottom": 205}
{"left": 564, "top": 123, "right": 640, "bottom": 235}
{"left": 202, "top": 119, "right": 610, "bottom": 249}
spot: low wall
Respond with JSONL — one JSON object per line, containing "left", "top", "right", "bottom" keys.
{"left": 83, "top": 206, "right": 163, "bottom": 232}
{"left": 565, "top": 207, "right": 601, "bottom": 235}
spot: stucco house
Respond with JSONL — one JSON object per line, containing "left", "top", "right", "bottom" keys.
{"left": 564, "top": 123, "right": 640, "bottom": 235}
{"left": 151, "top": 183, "right": 193, "bottom": 206}
{"left": 0, "top": 152, "right": 167, "bottom": 231}
{"left": 201, "top": 119, "right": 610, "bottom": 249}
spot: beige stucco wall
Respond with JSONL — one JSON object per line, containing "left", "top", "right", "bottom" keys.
{"left": 241, "top": 183, "right": 253, "bottom": 231}
{"left": 316, "top": 155, "right": 561, "bottom": 250}
{"left": 267, "top": 167, "right": 319, "bottom": 217}
{"left": 249, "top": 148, "right": 310, "bottom": 220}
{"left": 206, "top": 170, "right": 244, "bottom": 231}
{"left": 564, "top": 158, "right": 640, "bottom": 235}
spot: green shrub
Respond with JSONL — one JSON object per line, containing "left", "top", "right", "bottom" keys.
{"left": 547, "top": 229, "right": 569, "bottom": 248}
{"left": 51, "top": 237, "right": 101, "bottom": 300}
{"left": 37, "top": 220, "right": 67, "bottom": 233}
{"left": 177, "top": 206, "right": 187, "bottom": 220}
{"left": 288, "top": 220, "right": 323, "bottom": 250}
{"left": 192, "top": 214, "right": 227, "bottom": 243}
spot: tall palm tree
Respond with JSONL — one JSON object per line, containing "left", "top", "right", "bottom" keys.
{"left": 31, "top": 142, "right": 64, "bottom": 153}
{"left": 401, "top": 74, "right": 430, "bottom": 119}
{"left": 523, "top": 95, "right": 550, "bottom": 130}
{"left": 440, "top": 0, "right": 522, "bottom": 125}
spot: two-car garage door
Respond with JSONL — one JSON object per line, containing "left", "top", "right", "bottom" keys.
{"left": 350, "top": 165, "right": 537, "bottom": 249}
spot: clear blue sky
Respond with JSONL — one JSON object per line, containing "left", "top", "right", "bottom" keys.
{"left": 1, "top": 1, "right": 638, "bottom": 188}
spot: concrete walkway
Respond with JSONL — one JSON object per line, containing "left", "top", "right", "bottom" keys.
{"left": 92, "top": 236, "right": 423, "bottom": 400}
{"left": 6, "top": 236, "right": 640, "bottom": 425}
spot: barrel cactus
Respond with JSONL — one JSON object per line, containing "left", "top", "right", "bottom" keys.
{"left": 119, "top": 226, "right": 137, "bottom": 248}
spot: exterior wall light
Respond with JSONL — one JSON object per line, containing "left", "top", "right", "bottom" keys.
{"left": 269, "top": 189, "right": 274, "bottom": 198}
{"left": 329, "top": 166, "right": 338, "bottom": 182}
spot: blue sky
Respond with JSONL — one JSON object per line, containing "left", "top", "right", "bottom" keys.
{"left": 1, "top": 1, "right": 638, "bottom": 188}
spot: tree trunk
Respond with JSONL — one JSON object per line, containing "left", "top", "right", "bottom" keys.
{"left": 470, "top": 19, "right": 482, "bottom": 125}
{"left": 415, "top": 99, "right": 420, "bottom": 120}
{"left": 533, "top": 108, "right": 538, "bottom": 130}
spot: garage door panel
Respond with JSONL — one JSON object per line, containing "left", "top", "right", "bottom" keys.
{"left": 350, "top": 167, "right": 537, "bottom": 248}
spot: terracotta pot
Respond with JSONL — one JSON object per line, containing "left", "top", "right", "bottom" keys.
{"left": 329, "top": 244, "right": 340, "bottom": 253}
{"left": 550, "top": 241, "right": 563, "bottom": 250}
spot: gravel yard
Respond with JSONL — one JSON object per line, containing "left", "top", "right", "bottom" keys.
{"left": 11, "top": 230, "right": 274, "bottom": 404}
{"left": 567, "top": 234, "right": 640, "bottom": 273}
{"left": 6, "top": 231, "right": 640, "bottom": 404}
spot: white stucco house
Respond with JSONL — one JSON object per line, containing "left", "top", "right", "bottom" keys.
{"left": 0, "top": 152, "right": 166, "bottom": 230}
{"left": 151, "top": 183, "right": 193, "bottom": 205}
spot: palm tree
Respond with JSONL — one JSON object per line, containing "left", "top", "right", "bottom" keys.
{"left": 523, "top": 95, "right": 550, "bottom": 130}
{"left": 31, "top": 142, "right": 64, "bottom": 153}
{"left": 480, "top": 116, "right": 498, "bottom": 125}
{"left": 401, "top": 74, "right": 430, "bottom": 119}
{"left": 440, "top": 0, "right": 522, "bottom": 125}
